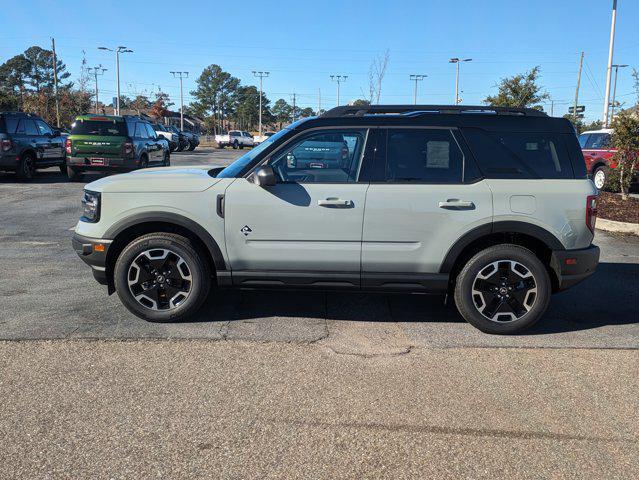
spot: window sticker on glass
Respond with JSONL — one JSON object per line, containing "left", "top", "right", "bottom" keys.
{"left": 525, "top": 142, "right": 539, "bottom": 151}
{"left": 426, "top": 141, "right": 450, "bottom": 169}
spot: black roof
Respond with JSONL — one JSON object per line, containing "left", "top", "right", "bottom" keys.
{"left": 293, "top": 104, "right": 573, "bottom": 134}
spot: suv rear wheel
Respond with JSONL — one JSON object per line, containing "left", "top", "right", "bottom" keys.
{"left": 454, "top": 244, "right": 551, "bottom": 334}
{"left": 16, "top": 152, "right": 36, "bottom": 180}
{"left": 114, "top": 233, "right": 211, "bottom": 322}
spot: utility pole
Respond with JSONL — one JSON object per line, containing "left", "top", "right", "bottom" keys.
{"left": 550, "top": 100, "right": 554, "bottom": 117}
{"left": 87, "top": 66, "right": 107, "bottom": 114}
{"left": 51, "top": 38, "right": 60, "bottom": 127}
{"left": 318, "top": 88, "right": 321, "bottom": 114}
{"left": 610, "top": 64, "right": 629, "bottom": 122}
{"left": 252, "top": 71, "right": 269, "bottom": 136}
{"left": 330, "top": 75, "right": 347, "bottom": 106}
{"left": 573, "top": 51, "right": 584, "bottom": 124}
{"left": 292, "top": 93, "right": 297, "bottom": 122}
{"left": 98, "top": 46, "right": 133, "bottom": 115}
{"left": 602, "top": 0, "right": 618, "bottom": 126}
{"left": 409, "top": 74, "right": 426, "bottom": 105}
{"left": 171, "top": 71, "right": 189, "bottom": 130}
{"left": 449, "top": 58, "right": 472, "bottom": 105}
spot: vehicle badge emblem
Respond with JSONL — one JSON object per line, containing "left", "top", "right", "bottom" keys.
{"left": 241, "top": 226, "right": 252, "bottom": 236}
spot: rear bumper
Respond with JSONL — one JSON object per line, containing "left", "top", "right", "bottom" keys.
{"left": 72, "top": 232, "right": 112, "bottom": 285}
{"left": 551, "top": 245, "right": 600, "bottom": 291}
{"left": 67, "top": 156, "right": 140, "bottom": 171}
{"left": 0, "top": 153, "right": 19, "bottom": 168}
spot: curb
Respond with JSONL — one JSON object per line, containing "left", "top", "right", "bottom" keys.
{"left": 596, "top": 217, "right": 639, "bottom": 235}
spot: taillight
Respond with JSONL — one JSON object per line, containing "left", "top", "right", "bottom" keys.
{"left": 65, "top": 138, "right": 72, "bottom": 154}
{"left": 1, "top": 139, "right": 12, "bottom": 152}
{"left": 586, "top": 195, "right": 598, "bottom": 233}
{"left": 123, "top": 142, "right": 134, "bottom": 156}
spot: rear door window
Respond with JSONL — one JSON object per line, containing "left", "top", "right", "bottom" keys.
{"left": 23, "top": 119, "right": 39, "bottom": 136}
{"left": 383, "top": 128, "right": 463, "bottom": 183}
{"left": 134, "top": 123, "right": 149, "bottom": 139}
{"left": 462, "top": 128, "right": 574, "bottom": 179}
{"left": 144, "top": 123, "right": 157, "bottom": 139}
{"left": 584, "top": 133, "right": 611, "bottom": 149}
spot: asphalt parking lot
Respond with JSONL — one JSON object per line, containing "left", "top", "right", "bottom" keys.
{"left": 1, "top": 147, "right": 638, "bottom": 478}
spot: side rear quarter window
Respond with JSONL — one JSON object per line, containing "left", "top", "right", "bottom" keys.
{"left": 462, "top": 128, "right": 574, "bottom": 179}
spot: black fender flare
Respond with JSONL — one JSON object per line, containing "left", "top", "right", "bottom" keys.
{"left": 103, "top": 212, "right": 227, "bottom": 271}
{"left": 439, "top": 221, "right": 565, "bottom": 273}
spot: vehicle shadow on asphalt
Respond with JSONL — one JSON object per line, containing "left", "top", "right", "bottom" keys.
{"left": 192, "top": 262, "right": 638, "bottom": 335}
{"left": 0, "top": 170, "right": 106, "bottom": 184}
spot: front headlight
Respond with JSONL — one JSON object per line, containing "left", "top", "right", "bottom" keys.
{"left": 81, "top": 190, "right": 101, "bottom": 223}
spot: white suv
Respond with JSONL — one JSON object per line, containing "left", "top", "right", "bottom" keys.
{"left": 73, "top": 105, "right": 600, "bottom": 334}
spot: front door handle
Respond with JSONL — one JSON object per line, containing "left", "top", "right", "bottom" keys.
{"left": 318, "top": 198, "right": 353, "bottom": 208}
{"left": 438, "top": 199, "right": 475, "bottom": 210}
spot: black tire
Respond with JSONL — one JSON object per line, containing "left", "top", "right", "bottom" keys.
{"left": 188, "top": 143, "right": 196, "bottom": 151}
{"left": 454, "top": 244, "right": 551, "bottom": 334}
{"left": 183, "top": 140, "right": 191, "bottom": 151}
{"left": 140, "top": 155, "right": 149, "bottom": 169}
{"left": 114, "top": 233, "right": 211, "bottom": 322}
{"left": 176, "top": 143, "right": 184, "bottom": 152}
{"left": 593, "top": 165, "right": 608, "bottom": 190}
{"left": 16, "top": 152, "right": 36, "bottom": 180}
{"left": 66, "top": 165, "right": 83, "bottom": 182}
{"left": 232, "top": 140, "right": 238, "bottom": 150}
{"left": 162, "top": 150, "right": 170, "bottom": 167}
{"left": 239, "top": 143, "right": 244, "bottom": 149}
{"left": 217, "top": 144, "right": 224, "bottom": 149}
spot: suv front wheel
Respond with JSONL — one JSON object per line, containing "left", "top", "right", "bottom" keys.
{"left": 114, "top": 233, "right": 211, "bottom": 322}
{"left": 454, "top": 244, "right": 551, "bottom": 334}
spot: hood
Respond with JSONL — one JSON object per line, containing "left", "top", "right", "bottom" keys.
{"left": 85, "top": 165, "right": 223, "bottom": 193}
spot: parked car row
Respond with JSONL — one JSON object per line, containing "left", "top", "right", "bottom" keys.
{"left": 0, "top": 111, "right": 202, "bottom": 181}
{"left": 153, "top": 123, "right": 200, "bottom": 152}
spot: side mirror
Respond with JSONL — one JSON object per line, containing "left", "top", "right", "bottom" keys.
{"left": 253, "top": 165, "right": 277, "bottom": 187}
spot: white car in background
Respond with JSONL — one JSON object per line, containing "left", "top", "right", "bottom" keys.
{"left": 253, "top": 131, "right": 276, "bottom": 145}
{"left": 215, "top": 130, "right": 254, "bottom": 149}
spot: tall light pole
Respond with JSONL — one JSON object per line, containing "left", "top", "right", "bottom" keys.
{"left": 449, "top": 58, "right": 472, "bottom": 105}
{"left": 98, "top": 46, "right": 133, "bottom": 115}
{"left": 171, "top": 71, "right": 189, "bottom": 130}
{"left": 252, "top": 71, "right": 269, "bottom": 136}
{"left": 409, "top": 74, "right": 427, "bottom": 104}
{"left": 602, "top": 0, "right": 618, "bottom": 126}
{"left": 610, "top": 63, "right": 628, "bottom": 122}
{"left": 330, "top": 75, "right": 347, "bottom": 106}
{"left": 87, "top": 65, "right": 107, "bottom": 114}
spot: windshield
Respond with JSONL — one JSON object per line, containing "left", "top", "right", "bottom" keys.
{"left": 216, "top": 128, "right": 291, "bottom": 178}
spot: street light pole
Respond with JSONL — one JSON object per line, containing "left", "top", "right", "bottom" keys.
{"left": 610, "top": 63, "right": 628, "bottom": 122}
{"left": 252, "top": 71, "right": 270, "bottom": 136}
{"left": 87, "top": 66, "right": 107, "bottom": 114}
{"left": 602, "top": 0, "right": 618, "bottom": 126}
{"left": 98, "top": 46, "right": 133, "bottom": 116}
{"left": 330, "top": 75, "right": 347, "bottom": 106}
{"left": 171, "top": 71, "right": 189, "bottom": 130}
{"left": 449, "top": 58, "right": 472, "bottom": 105}
{"left": 409, "top": 74, "right": 426, "bottom": 104}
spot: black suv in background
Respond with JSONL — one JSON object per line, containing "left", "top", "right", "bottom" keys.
{"left": 0, "top": 112, "right": 66, "bottom": 180}
{"left": 66, "top": 115, "right": 170, "bottom": 181}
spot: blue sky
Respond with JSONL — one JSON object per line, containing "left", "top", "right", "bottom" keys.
{"left": 2, "top": 0, "right": 638, "bottom": 122}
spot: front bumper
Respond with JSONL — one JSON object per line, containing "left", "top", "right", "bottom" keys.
{"left": 551, "top": 244, "right": 600, "bottom": 291}
{"left": 72, "top": 232, "right": 112, "bottom": 285}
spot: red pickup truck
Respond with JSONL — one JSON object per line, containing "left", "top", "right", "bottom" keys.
{"left": 578, "top": 129, "right": 616, "bottom": 189}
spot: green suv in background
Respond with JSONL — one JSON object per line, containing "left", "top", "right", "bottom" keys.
{"left": 65, "top": 115, "right": 170, "bottom": 181}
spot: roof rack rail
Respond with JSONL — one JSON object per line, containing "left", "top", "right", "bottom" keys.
{"left": 321, "top": 105, "right": 547, "bottom": 118}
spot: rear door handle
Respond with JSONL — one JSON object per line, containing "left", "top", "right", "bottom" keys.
{"left": 318, "top": 198, "right": 353, "bottom": 208}
{"left": 438, "top": 199, "right": 475, "bottom": 210}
